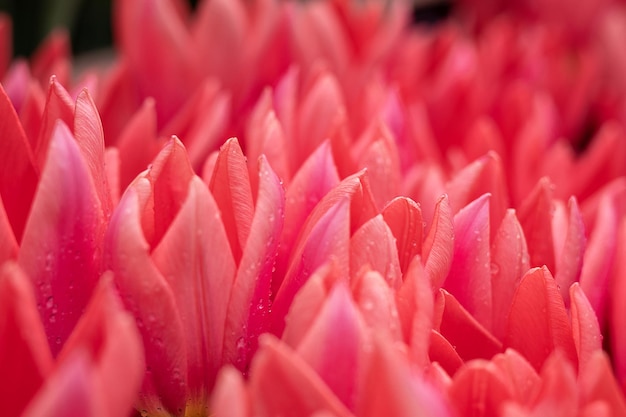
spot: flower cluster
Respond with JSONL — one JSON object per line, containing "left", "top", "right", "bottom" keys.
{"left": 2, "top": 0, "right": 626, "bottom": 416}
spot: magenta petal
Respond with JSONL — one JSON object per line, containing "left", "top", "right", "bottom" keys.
{"left": 422, "top": 194, "right": 454, "bottom": 289}
{"left": 152, "top": 177, "right": 236, "bottom": 393}
{"left": 18, "top": 122, "right": 105, "bottom": 356}
{"left": 445, "top": 194, "right": 492, "bottom": 329}
{"left": 350, "top": 215, "right": 402, "bottom": 289}
{"left": 0, "top": 262, "right": 53, "bottom": 417}
{"left": 105, "top": 182, "right": 188, "bottom": 414}
{"left": 223, "top": 156, "right": 285, "bottom": 374}
{"left": 0, "top": 83, "right": 38, "bottom": 241}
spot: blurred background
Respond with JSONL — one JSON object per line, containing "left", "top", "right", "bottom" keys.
{"left": 0, "top": 0, "right": 449, "bottom": 57}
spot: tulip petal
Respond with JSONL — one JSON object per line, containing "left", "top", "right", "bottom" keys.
{"left": 449, "top": 360, "right": 514, "bottom": 417}
{"left": 570, "top": 283, "right": 602, "bottom": 372}
{"left": 435, "top": 289, "right": 502, "bottom": 362}
{"left": 428, "top": 330, "right": 464, "bottom": 376}
{"left": 445, "top": 194, "right": 492, "bottom": 329}
{"left": 356, "top": 335, "right": 452, "bottom": 417}
{"left": 209, "top": 137, "right": 255, "bottom": 264}
{"left": 578, "top": 351, "right": 626, "bottom": 415}
{"left": 0, "top": 262, "right": 53, "bottom": 417}
{"left": 19, "top": 122, "right": 105, "bottom": 356}
{"left": 491, "top": 349, "right": 540, "bottom": 404}
{"left": 57, "top": 275, "right": 144, "bottom": 417}
{"left": 518, "top": 178, "right": 556, "bottom": 273}
{"left": 152, "top": 177, "right": 236, "bottom": 393}
{"left": 105, "top": 182, "right": 187, "bottom": 414}
{"left": 34, "top": 77, "right": 74, "bottom": 171}
{"left": 491, "top": 209, "right": 530, "bottom": 340}
{"left": 0, "top": 83, "right": 38, "bottom": 241}
{"left": 250, "top": 335, "right": 353, "bottom": 417}
{"left": 296, "top": 283, "right": 367, "bottom": 411}
{"left": 554, "top": 197, "right": 586, "bottom": 305}
{"left": 275, "top": 141, "right": 340, "bottom": 288}
{"left": 610, "top": 220, "right": 626, "bottom": 387}
{"left": 211, "top": 366, "right": 250, "bottom": 417}
{"left": 504, "top": 267, "right": 577, "bottom": 371}
{"left": 350, "top": 214, "right": 402, "bottom": 289}
{"left": 530, "top": 353, "right": 578, "bottom": 417}
{"left": 0, "top": 195, "right": 17, "bottom": 263}
{"left": 224, "top": 156, "right": 285, "bottom": 374}
{"left": 422, "top": 194, "right": 454, "bottom": 288}
{"left": 382, "top": 197, "right": 424, "bottom": 275}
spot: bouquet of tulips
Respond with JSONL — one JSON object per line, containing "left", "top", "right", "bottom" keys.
{"left": 2, "top": 0, "right": 626, "bottom": 416}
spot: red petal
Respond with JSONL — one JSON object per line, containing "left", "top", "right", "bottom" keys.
{"left": 105, "top": 182, "right": 188, "bottom": 414}
{"left": 491, "top": 349, "right": 540, "bottom": 404}
{"left": 428, "top": 330, "right": 464, "bottom": 376}
{"left": 249, "top": 335, "right": 353, "bottom": 417}
{"left": 0, "top": 262, "right": 53, "bottom": 417}
{"left": 445, "top": 194, "right": 492, "bottom": 329}
{"left": 491, "top": 209, "right": 530, "bottom": 340}
{"left": 422, "top": 194, "right": 454, "bottom": 288}
{"left": 382, "top": 197, "right": 423, "bottom": 275}
{"left": 610, "top": 220, "right": 626, "bottom": 386}
{"left": 152, "top": 177, "right": 236, "bottom": 391}
{"left": 57, "top": 276, "right": 144, "bottom": 417}
{"left": 504, "top": 267, "right": 578, "bottom": 371}
{"left": 435, "top": 290, "right": 502, "bottom": 362}
{"left": 0, "top": 14, "right": 11, "bottom": 79}
{"left": 0, "top": 195, "right": 18, "bottom": 263}
{"left": 296, "top": 283, "right": 367, "bottom": 411}
{"left": 0, "top": 83, "right": 38, "bottom": 241}
{"left": 350, "top": 215, "right": 402, "bottom": 289}
{"left": 449, "top": 360, "right": 514, "bottom": 417}
{"left": 209, "top": 137, "right": 255, "bottom": 264}
{"left": 356, "top": 335, "right": 452, "bottom": 417}
{"left": 223, "top": 156, "right": 285, "bottom": 374}
{"left": 530, "top": 352, "right": 577, "bottom": 417}
{"left": 18, "top": 122, "right": 105, "bottom": 356}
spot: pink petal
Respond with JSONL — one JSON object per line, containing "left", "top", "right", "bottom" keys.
{"left": 504, "top": 267, "right": 578, "bottom": 372}
{"left": 356, "top": 335, "right": 452, "bottom": 417}
{"left": 30, "top": 30, "right": 71, "bottom": 87}
{"left": 0, "top": 262, "right": 53, "bottom": 417}
{"left": 34, "top": 77, "right": 74, "bottom": 171}
{"left": 73, "top": 89, "right": 113, "bottom": 217}
{"left": 395, "top": 258, "right": 433, "bottom": 368}
{"left": 0, "top": 195, "right": 18, "bottom": 263}
{"left": 570, "top": 283, "right": 602, "bottom": 373}
{"left": 491, "top": 209, "right": 530, "bottom": 340}
{"left": 296, "top": 283, "right": 368, "bottom": 411}
{"left": 445, "top": 194, "right": 492, "bottom": 329}
{"left": 422, "top": 194, "right": 454, "bottom": 288}
{"left": 435, "top": 289, "right": 502, "bottom": 362}
{"left": 142, "top": 137, "right": 195, "bottom": 248}
{"left": 353, "top": 270, "right": 403, "bottom": 343}
{"left": 209, "top": 137, "right": 255, "bottom": 264}
{"left": 428, "top": 330, "right": 464, "bottom": 376}
{"left": 530, "top": 353, "right": 578, "bottom": 417}
{"left": 115, "top": 0, "right": 200, "bottom": 123}
{"left": 18, "top": 122, "right": 105, "bottom": 356}
{"left": 518, "top": 178, "right": 556, "bottom": 273}
{"left": 0, "top": 83, "right": 38, "bottom": 241}
{"left": 223, "top": 156, "right": 285, "bottom": 374}
{"left": 249, "top": 335, "right": 353, "bottom": 417}
{"left": 350, "top": 214, "right": 402, "bottom": 289}
{"left": 491, "top": 349, "right": 540, "bottom": 404}
{"left": 105, "top": 182, "right": 188, "bottom": 414}
{"left": 449, "top": 360, "right": 515, "bottom": 417}
{"left": 275, "top": 141, "right": 340, "bottom": 290}
{"left": 152, "top": 177, "right": 236, "bottom": 392}
{"left": 578, "top": 351, "right": 626, "bottom": 415}
{"left": 610, "top": 220, "right": 626, "bottom": 386}
{"left": 554, "top": 197, "right": 586, "bottom": 305}
{"left": 211, "top": 366, "right": 251, "bottom": 417}
{"left": 57, "top": 276, "right": 144, "bottom": 417}
{"left": 382, "top": 197, "right": 423, "bottom": 275}
{"left": 115, "top": 98, "right": 163, "bottom": 188}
